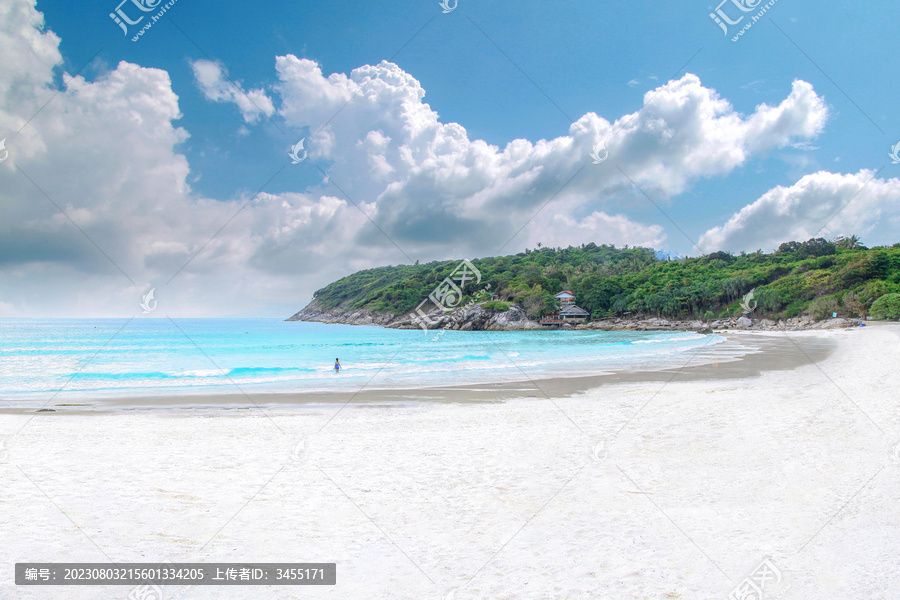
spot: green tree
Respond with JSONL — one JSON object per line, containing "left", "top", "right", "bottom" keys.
{"left": 577, "top": 276, "right": 623, "bottom": 316}
{"left": 834, "top": 234, "right": 866, "bottom": 250}
{"left": 870, "top": 293, "right": 900, "bottom": 320}
{"left": 754, "top": 288, "right": 783, "bottom": 313}
{"left": 300, "top": 241, "right": 900, "bottom": 323}
{"left": 841, "top": 291, "right": 866, "bottom": 317}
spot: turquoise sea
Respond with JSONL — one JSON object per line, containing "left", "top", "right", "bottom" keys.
{"left": 0, "top": 318, "right": 733, "bottom": 400}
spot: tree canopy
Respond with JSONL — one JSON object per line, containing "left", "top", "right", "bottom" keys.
{"left": 305, "top": 239, "right": 900, "bottom": 321}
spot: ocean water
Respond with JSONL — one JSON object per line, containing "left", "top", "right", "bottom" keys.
{"left": 0, "top": 318, "right": 733, "bottom": 400}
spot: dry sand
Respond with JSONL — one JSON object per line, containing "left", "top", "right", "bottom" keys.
{"left": 1, "top": 324, "right": 897, "bottom": 599}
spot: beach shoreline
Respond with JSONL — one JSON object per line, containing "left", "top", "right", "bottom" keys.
{"left": 0, "top": 328, "right": 849, "bottom": 414}
{"left": 2, "top": 324, "right": 897, "bottom": 599}
{"left": 289, "top": 298, "right": 869, "bottom": 333}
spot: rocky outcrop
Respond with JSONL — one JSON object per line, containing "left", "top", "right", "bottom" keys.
{"left": 286, "top": 300, "right": 396, "bottom": 326}
{"left": 286, "top": 299, "right": 540, "bottom": 330}
{"left": 386, "top": 304, "right": 541, "bottom": 331}
{"left": 289, "top": 300, "right": 866, "bottom": 332}
{"left": 577, "top": 316, "right": 865, "bottom": 332}
{"left": 707, "top": 316, "right": 864, "bottom": 331}
{"left": 576, "top": 317, "right": 697, "bottom": 332}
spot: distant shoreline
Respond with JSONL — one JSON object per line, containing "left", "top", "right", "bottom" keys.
{"left": 0, "top": 330, "right": 842, "bottom": 414}
{"left": 289, "top": 298, "right": 868, "bottom": 333}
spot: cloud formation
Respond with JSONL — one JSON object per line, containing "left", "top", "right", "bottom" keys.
{"left": 268, "top": 57, "right": 830, "bottom": 255}
{"left": 191, "top": 59, "right": 274, "bottom": 124}
{"left": 0, "top": 0, "right": 861, "bottom": 317}
{"left": 699, "top": 170, "right": 900, "bottom": 252}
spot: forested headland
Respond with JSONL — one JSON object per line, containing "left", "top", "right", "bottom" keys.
{"left": 298, "top": 237, "right": 900, "bottom": 322}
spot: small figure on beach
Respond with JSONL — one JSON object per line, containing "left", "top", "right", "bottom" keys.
{"left": 334, "top": 358, "right": 341, "bottom": 373}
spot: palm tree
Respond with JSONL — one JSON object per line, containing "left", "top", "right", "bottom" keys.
{"left": 835, "top": 234, "right": 864, "bottom": 249}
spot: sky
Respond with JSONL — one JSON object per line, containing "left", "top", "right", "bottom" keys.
{"left": 1, "top": 0, "right": 899, "bottom": 317}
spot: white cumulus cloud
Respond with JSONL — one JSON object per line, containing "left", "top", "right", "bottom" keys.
{"left": 264, "top": 57, "right": 829, "bottom": 254}
{"left": 191, "top": 59, "right": 274, "bottom": 124}
{"left": 699, "top": 169, "right": 900, "bottom": 252}
{"left": 0, "top": 0, "right": 846, "bottom": 317}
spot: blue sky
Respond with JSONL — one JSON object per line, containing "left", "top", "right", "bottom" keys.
{"left": 43, "top": 0, "right": 897, "bottom": 194}
{"left": 2, "top": 0, "right": 899, "bottom": 316}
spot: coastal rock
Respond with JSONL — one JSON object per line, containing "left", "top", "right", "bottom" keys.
{"left": 486, "top": 306, "right": 541, "bottom": 330}
{"left": 819, "top": 318, "right": 849, "bottom": 329}
{"left": 286, "top": 300, "right": 395, "bottom": 326}
{"left": 377, "top": 303, "right": 540, "bottom": 332}
{"left": 288, "top": 300, "right": 861, "bottom": 333}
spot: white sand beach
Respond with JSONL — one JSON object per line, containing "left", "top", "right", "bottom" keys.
{"left": 1, "top": 324, "right": 898, "bottom": 599}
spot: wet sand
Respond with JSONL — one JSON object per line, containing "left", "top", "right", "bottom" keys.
{"left": 1, "top": 330, "right": 838, "bottom": 414}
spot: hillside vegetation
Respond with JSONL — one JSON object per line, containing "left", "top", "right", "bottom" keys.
{"left": 306, "top": 238, "right": 900, "bottom": 321}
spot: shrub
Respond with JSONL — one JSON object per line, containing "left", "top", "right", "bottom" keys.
{"left": 870, "top": 293, "right": 900, "bottom": 320}
{"left": 482, "top": 301, "right": 511, "bottom": 312}
{"left": 798, "top": 238, "right": 837, "bottom": 259}
{"left": 835, "top": 252, "right": 890, "bottom": 287}
{"left": 860, "top": 280, "right": 894, "bottom": 305}
{"left": 807, "top": 296, "right": 839, "bottom": 320}
{"left": 777, "top": 241, "right": 802, "bottom": 254}
{"left": 799, "top": 270, "right": 832, "bottom": 298}
{"left": 705, "top": 251, "right": 734, "bottom": 264}
{"left": 841, "top": 290, "right": 867, "bottom": 317}
{"left": 778, "top": 238, "right": 837, "bottom": 259}
{"left": 754, "top": 287, "right": 783, "bottom": 313}
{"left": 783, "top": 302, "right": 803, "bottom": 318}
{"left": 814, "top": 256, "right": 836, "bottom": 269}
{"left": 521, "top": 286, "right": 556, "bottom": 318}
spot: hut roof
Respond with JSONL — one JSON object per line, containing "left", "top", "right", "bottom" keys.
{"left": 559, "top": 304, "right": 590, "bottom": 316}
